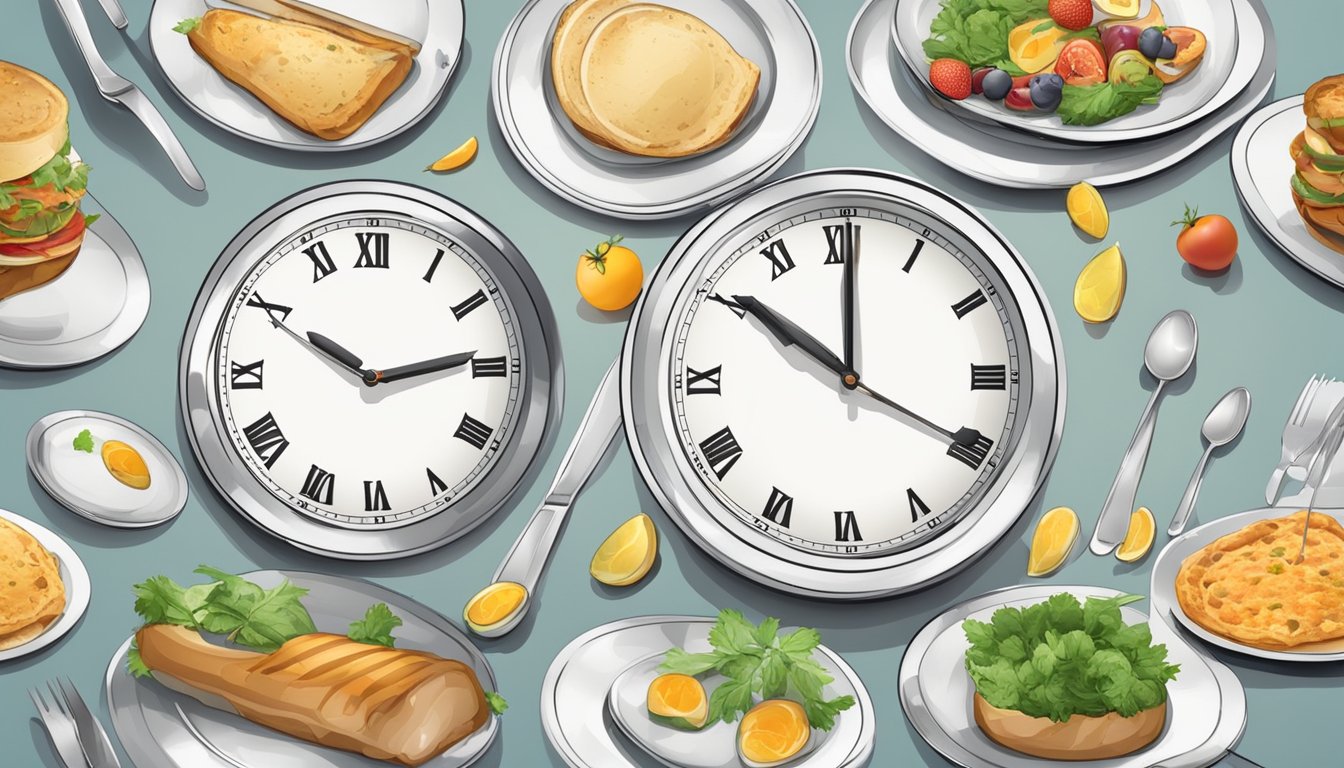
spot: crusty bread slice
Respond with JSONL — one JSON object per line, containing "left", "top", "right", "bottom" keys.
{"left": 577, "top": 4, "right": 759, "bottom": 158}
{"left": 1306, "top": 74, "right": 1344, "bottom": 154}
{"left": 550, "top": 0, "right": 634, "bottom": 147}
{"left": 185, "top": 10, "right": 412, "bottom": 141}
{"left": 0, "top": 61, "right": 69, "bottom": 180}
{"left": 0, "top": 252, "right": 76, "bottom": 303}
{"left": 1293, "top": 188, "right": 1344, "bottom": 253}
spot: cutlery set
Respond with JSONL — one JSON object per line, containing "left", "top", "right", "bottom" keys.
{"left": 30, "top": 678, "right": 121, "bottom": 768}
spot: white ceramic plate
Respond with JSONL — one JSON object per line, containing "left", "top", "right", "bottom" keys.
{"left": 0, "top": 509, "right": 91, "bottom": 662}
{"left": 848, "top": 0, "right": 1275, "bottom": 188}
{"left": 542, "top": 616, "right": 875, "bottom": 768}
{"left": 892, "top": 0, "right": 1238, "bottom": 143}
{"left": 106, "top": 570, "right": 499, "bottom": 768}
{"left": 147, "top": 0, "right": 463, "bottom": 151}
{"left": 900, "top": 585, "right": 1247, "bottom": 768}
{"left": 0, "top": 194, "right": 148, "bottom": 369}
{"left": 27, "top": 410, "right": 188, "bottom": 528}
{"left": 1151, "top": 506, "right": 1344, "bottom": 662}
{"left": 492, "top": 0, "right": 820, "bottom": 219}
{"left": 1231, "top": 95, "right": 1344, "bottom": 289}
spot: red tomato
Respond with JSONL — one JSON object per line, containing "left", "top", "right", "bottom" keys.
{"left": 0, "top": 211, "right": 86, "bottom": 256}
{"left": 1172, "top": 205, "right": 1238, "bottom": 271}
{"left": 1054, "top": 39, "right": 1107, "bottom": 86}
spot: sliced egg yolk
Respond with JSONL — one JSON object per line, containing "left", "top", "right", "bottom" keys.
{"left": 738, "top": 699, "right": 810, "bottom": 767}
{"left": 465, "top": 582, "right": 526, "bottom": 628}
{"left": 101, "top": 440, "right": 151, "bottom": 490}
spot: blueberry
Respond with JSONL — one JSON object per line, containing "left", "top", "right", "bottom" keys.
{"left": 1138, "top": 27, "right": 1165, "bottom": 59}
{"left": 1158, "top": 36, "right": 1178, "bottom": 60}
{"left": 981, "top": 69, "right": 1012, "bottom": 101}
{"left": 1029, "top": 74, "right": 1064, "bottom": 111}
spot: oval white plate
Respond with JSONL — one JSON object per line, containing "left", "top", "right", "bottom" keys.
{"left": 0, "top": 509, "right": 91, "bottom": 662}
{"left": 892, "top": 0, "right": 1238, "bottom": 143}
{"left": 148, "top": 0, "right": 463, "bottom": 151}
{"left": 27, "top": 410, "right": 188, "bottom": 528}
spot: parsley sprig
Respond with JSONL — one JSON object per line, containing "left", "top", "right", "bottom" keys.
{"left": 658, "top": 609, "right": 855, "bottom": 731}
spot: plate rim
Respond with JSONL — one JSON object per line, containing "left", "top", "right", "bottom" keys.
{"left": 0, "top": 508, "right": 92, "bottom": 662}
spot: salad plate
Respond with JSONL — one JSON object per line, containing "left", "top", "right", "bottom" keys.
{"left": 148, "top": 0, "right": 463, "bottom": 152}
{"left": 106, "top": 570, "right": 499, "bottom": 768}
{"left": 1151, "top": 506, "right": 1344, "bottom": 663}
{"left": 0, "top": 195, "right": 148, "bottom": 369}
{"left": 1231, "top": 95, "right": 1344, "bottom": 290}
{"left": 0, "top": 509, "right": 92, "bottom": 662}
{"left": 541, "top": 616, "right": 875, "bottom": 768}
{"left": 492, "top": 0, "right": 820, "bottom": 219}
{"left": 900, "top": 584, "right": 1247, "bottom": 768}
{"left": 892, "top": 0, "right": 1239, "bottom": 144}
{"left": 848, "top": 0, "right": 1274, "bottom": 188}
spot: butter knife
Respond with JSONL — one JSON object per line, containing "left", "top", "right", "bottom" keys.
{"left": 55, "top": 677, "right": 121, "bottom": 768}
{"left": 50, "top": 0, "right": 206, "bottom": 191}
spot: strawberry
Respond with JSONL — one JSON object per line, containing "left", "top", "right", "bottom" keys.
{"left": 928, "top": 58, "right": 972, "bottom": 100}
{"left": 1048, "top": 0, "right": 1093, "bottom": 31}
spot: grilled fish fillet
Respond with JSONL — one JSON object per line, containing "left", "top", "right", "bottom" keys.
{"left": 135, "top": 624, "right": 489, "bottom": 767}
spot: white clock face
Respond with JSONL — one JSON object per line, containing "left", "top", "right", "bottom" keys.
{"left": 669, "top": 206, "right": 1023, "bottom": 556}
{"left": 213, "top": 216, "right": 523, "bottom": 529}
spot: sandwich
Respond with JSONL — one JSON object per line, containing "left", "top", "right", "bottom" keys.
{"left": 175, "top": 10, "right": 413, "bottom": 141}
{"left": 0, "top": 61, "right": 95, "bottom": 302}
{"left": 1291, "top": 74, "right": 1344, "bottom": 253}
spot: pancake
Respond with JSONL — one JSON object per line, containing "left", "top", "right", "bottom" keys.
{"left": 578, "top": 4, "right": 759, "bottom": 158}
{"left": 550, "top": 0, "right": 634, "bottom": 147}
{"left": 0, "top": 518, "right": 65, "bottom": 647}
{"left": 1176, "top": 511, "right": 1344, "bottom": 649}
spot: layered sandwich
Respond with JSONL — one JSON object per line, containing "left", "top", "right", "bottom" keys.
{"left": 1291, "top": 74, "right": 1344, "bottom": 253}
{"left": 0, "top": 61, "right": 95, "bottom": 301}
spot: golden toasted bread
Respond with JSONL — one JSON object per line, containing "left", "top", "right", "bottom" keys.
{"left": 0, "top": 61, "right": 69, "bottom": 181}
{"left": 576, "top": 4, "right": 759, "bottom": 158}
{"left": 1176, "top": 511, "right": 1344, "bottom": 649}
{"left": 1306, "top": 74, "right": 1344, "bottom": 153}
{"left": 973, "top": 694, "right": 1165, "bottom": 761}
{"left": 550, "top": 0, "right": 633, "bottom": 147}
{"left": 185, "top": 9, "right": 412, "bottom": 141}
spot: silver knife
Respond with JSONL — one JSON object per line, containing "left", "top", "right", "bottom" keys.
{"left": 50, "top": 0, "right": 206, "bottom": 191}
{"left": 93, "top": 0, "right": 127, "bottom": 29}
{"left": 55, "top": 677, "right": 122, "bottom": 768}
{"left": 465, "top": 358, "right": 623, "bottom": 637}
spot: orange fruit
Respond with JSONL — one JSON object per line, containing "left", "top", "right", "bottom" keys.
{"left": 426, "top": 137, "right": 478, "bottom": 172}
{"left": 1067, "top": 182, "right": 1109, "bottom": 239}
{"left": 738, "top": 699, "right": 810, "bottom": 767}
{"left": 101, "top": 440, "right": 150, "bottom": 490}
{"left": 647, "top": 673, "right": 708, "bottom": 730}
{"left": 1008, "top": 19, "right": 1068, "bottom": 74}
{"left": 1116, "top": 507, "right": 1156, "bottom": 562}
{"left": 576, "top": 235, "right": 643, "bottom": 311}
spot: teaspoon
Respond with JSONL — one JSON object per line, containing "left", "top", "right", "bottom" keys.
{"left": 1167, "top": 387, "right": 1251, "bottom": 536}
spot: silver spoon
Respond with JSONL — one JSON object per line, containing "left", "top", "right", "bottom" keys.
{"left": 1090, "top": 310, "right": 1198, "bottom": 555}
{"left": 1167, "top": 387, "right": 1251, "bottom": 536}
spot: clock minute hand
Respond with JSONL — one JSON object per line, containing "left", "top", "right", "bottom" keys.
{"left": 731, "top": 294, "right": 857, "bottom": 386}
{"left": 841, "top": 221, "right": 859, "bottom": 379}
{"left": 852, "top": 381, "right": 994, "bottom": 469}
{"left": 372, "top": 350, "right": 477, "bottom": 385}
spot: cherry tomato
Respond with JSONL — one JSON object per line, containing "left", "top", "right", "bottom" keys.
{"left": 1172, "top": 205, "right": 1238, "bottom": 271}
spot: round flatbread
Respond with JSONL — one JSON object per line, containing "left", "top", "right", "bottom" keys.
{"left": 0, "top": 518, "right": 65, "bottom": 644}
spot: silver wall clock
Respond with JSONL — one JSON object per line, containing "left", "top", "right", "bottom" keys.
{"left": 623, "top": 169, "right": 1064, "bottom": 599}
{"left": 181, "top": 181, "right": 561, "bottom": 559}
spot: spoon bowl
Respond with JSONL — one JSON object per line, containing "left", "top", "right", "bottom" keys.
{"left": 1202, "top": 387, "right": 1252, "bottom": 447}
{"left": 1144, "top": 310, "right": 1199, "bottom": 382}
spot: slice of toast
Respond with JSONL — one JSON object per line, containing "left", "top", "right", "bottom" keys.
{"left": 550, "top": 0, "right": 634, "bottom": 146}
{"left": 186, "top": 9, "right": 412, "bottom": 141}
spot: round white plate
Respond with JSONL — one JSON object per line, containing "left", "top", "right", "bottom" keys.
{"left": 900, "top": 584, "right": 1246, "bottom": 768}
{"left": 0, "top": 195, "right": 148, "bottom": 369}
{"left": 1151, "top": 506, "right": 1344, "bottom": 662}
{"left": 106, "top": 570, "right": 499, "bottom": 768}
{"left": 542, "top": 616, "right": 875, "bottom": 768}
{"left": 1231, "top": 95, "right": 1344, "bottom": 289}
{"left": 27, "top": 411, "right": 188, "bottom": 528}
{"left": 0, "top": 509, "right": 91, "bottom": 662}
{"left": 493, "top": 0, "right": 820, "bottom": 219}
{"left": 148, "top": 0, "right": 463, "bottom": 151}
{"left": 892, "top": 0, "right": 1239, "bottom": 144}
{"left": 848, "top": 0, "right": 1275, "bottom": 188}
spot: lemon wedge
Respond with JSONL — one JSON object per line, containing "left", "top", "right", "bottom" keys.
{"left": 1067, "top": 182, "right": 1109, "bottom": 239}
{"left": 590, "top": 513, "right": 657, "bottom": 586}
{"left": 1027, "top": 506, "right": 1079, "bottom": 576}
{"left": 1116, "top": 507, "right": 1156, "bottom": 562}
{"left": 1074, "top": 243, "right": 1126, "bottom": 323}
{"left": 463, "top": 581, "right": 527, "bottom": 636}
{"left": 427, "top": 137, "right": 478, "bottom": 172}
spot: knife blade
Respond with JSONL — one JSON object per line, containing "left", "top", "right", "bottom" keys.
{"left": 55, "top": 677, "right": 122, "bottom": 768}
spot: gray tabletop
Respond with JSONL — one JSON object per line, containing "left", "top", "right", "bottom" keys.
{"left": 0, "top": 1, "right": 1334, "bottom": 766}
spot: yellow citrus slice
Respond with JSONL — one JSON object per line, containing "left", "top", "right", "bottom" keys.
{"left": 1095, "top": 0, "right": 1141, "bottom": 19}
{"left": 738, "top": 699, "right": 810, "bottom": 767}
{"left": 1116, "top": 506, "right": 1156, "bottom": 562}
{"left": 1074, "top": 243, "right": 1126, "bottom": 323}
{"left": 1027, "top": 506, "right": 1079, "bottom": 576}
{"left": 464, "top": 581, "right": 527, "bottom": 631}
{"left": 647, "top": 673, "right": 709, "bottom": 730}
{"left": 101, "top": 440, "right": 151, "bottom": 490}
{"left": 1067, "top": 181, "right": 1109, "bottom": 239}
{"left": 427, "top": 136, "right": 478, "bottom": 172}
{"left": 590, "top": 513, "right": 657, "bottom": 586}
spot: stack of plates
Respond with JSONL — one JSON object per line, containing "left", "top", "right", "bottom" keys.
{"left": 492, "top": 0, "right": 821, "bottom": 219}
{"left": 848, "top": 0, "right": 1277, "bottom": 188}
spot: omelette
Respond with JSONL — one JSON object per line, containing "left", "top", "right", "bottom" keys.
{"left": 1176, "top": 511, "right": 1344, "bottom": 649}
{"left": 0, "top": 517, "right": 65, "bottom": 651}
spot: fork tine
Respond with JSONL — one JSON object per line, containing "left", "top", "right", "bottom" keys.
{"left": 28, "top": 688, "right": 47, "bottom": 718}
{"left": 1289, "top": 378, "right": 1313, "bottom": 424}
{"left": 46, "top": 682, "right": 70, "bottom": 719}
{"left": 1296, "top": 378, "right": 1324, "bottom": 426}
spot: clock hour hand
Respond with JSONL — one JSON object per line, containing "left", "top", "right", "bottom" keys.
{"left": 730, "top": 294, "right": 858, "bottom": 387}
{"left": 852, "top": 381, "right": 994, "bottom": 470}
{"left": 841, "top": 221, "right": 859, "bottom": 381}
{"left": 267, "top": 316, "right": 373, "bottom": 383}
{"left": 371, "top": 350, "right": 477, "bottom": 385}
{"left": 307, "top": 331, "right": 378, "bottom": 384}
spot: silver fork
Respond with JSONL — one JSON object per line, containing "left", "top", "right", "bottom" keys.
{"left": 55, "top": 677, "right": 121, "bottom": 768}
{"left": 1267, "top": 375, "right": 1327, "bottom": 505}
{"left": 30, "top": 686, "right": 89, "bottom": 768}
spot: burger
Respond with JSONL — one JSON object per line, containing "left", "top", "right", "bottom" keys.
{"left": 0, "top": 61, "right": 95, "bottom": 301}
{"left": 1291, "top": 74, "right": 1344, "bottom": 254}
